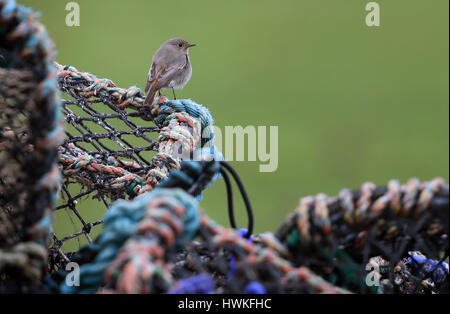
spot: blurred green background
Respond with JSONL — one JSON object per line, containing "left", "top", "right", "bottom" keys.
{"left": 20, "top": 0, "right": 448, "bottom": 251}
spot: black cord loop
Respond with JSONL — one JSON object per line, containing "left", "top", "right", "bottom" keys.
{"left": 220, "top": 161, "right": 254, "bottom": 238}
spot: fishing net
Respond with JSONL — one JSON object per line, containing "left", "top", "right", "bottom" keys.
{"left": 50, "top": 63, "right": 161, "bottom": 269}
{"left": 48, "top": 57, "right": 221, "bottom": 269}
{"left": 1, "top": 0, "right": 449, "bottom": 294}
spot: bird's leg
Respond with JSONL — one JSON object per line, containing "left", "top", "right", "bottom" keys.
{"left": 158, "top": 90, "right": 161, "bottom": 96}
{"left": 172, "top": 88, "right": 177, "bottom": 100}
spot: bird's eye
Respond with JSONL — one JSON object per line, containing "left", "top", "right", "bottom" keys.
{"left": 178, "top": 43, "right": 183, "bottom": 48}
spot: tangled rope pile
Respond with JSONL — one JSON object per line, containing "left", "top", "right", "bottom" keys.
{"left": 0, "top": 0, "right": 448, "bottom": 294}
{"left": 45, "top": 166, "right": 449, "bottom": 294}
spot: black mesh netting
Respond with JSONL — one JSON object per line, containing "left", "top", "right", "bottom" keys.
{"left": 49, "top": 68, "right": 160, "bottom": 269}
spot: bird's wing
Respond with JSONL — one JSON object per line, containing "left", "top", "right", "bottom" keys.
{"left": 145, "top": 62, "right": 163, "bottom": 93}
{"left": 145, "top": 56, "right": 188, "bottom": 93}
{"left": 159, "top": 63, "right": 187, "bottom": 84}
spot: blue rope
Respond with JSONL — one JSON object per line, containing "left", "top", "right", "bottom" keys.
{"left": 167, "top": 273, "right": 215, "bottom": 294}
{"left": 244, "top": 282, "right": 266, "bottom": 294}
{"left": 229, "top": 228, "right": 253, "bottom": 278}
{"left": 408, "top": 252, "right": 449, "bottom": 283}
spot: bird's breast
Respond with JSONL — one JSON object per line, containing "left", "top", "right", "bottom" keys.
{"left": 170, "top": 60, "right": 192, "bottom": 89}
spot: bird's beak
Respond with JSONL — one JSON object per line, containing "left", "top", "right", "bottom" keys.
{"left": 187, "top": 43, "right": 196, "bottom": 48}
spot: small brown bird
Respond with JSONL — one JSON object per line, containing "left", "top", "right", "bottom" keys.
{"left": 144, "top": 37, "right": 196, "bottom": 105}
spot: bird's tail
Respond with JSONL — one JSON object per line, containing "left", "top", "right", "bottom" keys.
{"left": 144, "top": 80, "right": 159, "bottom": 105}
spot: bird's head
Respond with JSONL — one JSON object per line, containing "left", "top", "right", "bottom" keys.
{"left": 166, "top": 37, "right": 196, "bottom": 54}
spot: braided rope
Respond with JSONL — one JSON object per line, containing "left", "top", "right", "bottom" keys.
{"left": 0, "top": 0, "right": 63, "bottom": 291}
{"left": 276, "top": 177, "right": 449, "bottom": 293}
{"left": 49, "top": 185, "right": 349, "bottom": 294}
{"left": 198, "top": 214, "right": 350, "bottom": 294}
{"left": 58, "top": 188, "right": 199, "bottom": 294}
{"left": 277, "top": 178, "right": 448, "bottom": 247}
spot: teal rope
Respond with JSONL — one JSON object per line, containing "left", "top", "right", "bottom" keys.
{"left": 57, "top": 188, "right": 199, "bottom": 294}
{"left": 159, "top": 147, "right": 224, "bottom": 201}
{"left": 154, "top": 98, "right": 215, "bottom": 145}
